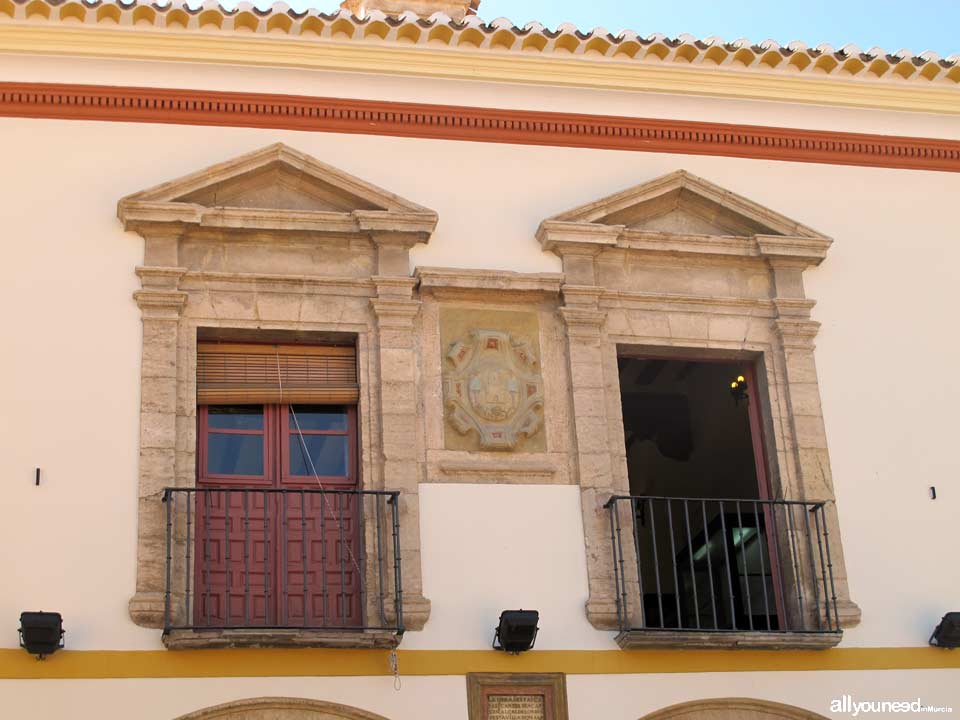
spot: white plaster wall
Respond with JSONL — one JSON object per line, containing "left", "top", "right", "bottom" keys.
{"left": 1, "top": 115, "right": 958, "bottom": 652}
{"left": 405, "top": 484, "right": 613, "bottom": 650}
{"left": 1, "top": 669, "right": 958, "bottom": 720}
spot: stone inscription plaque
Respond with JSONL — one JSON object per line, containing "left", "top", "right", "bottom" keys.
{"left": 488, "top": 694, "right": 546, "bottom": 720}
{"left": 466, "top": 674, "right": 567, "bottom": 720}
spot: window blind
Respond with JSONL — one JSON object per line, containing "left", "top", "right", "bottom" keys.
{"left": 197, "top": 342, "right": 358, "bottom": 405}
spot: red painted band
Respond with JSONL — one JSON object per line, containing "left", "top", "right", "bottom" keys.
{"left": 1, "top": 82, "right": 958, "bottom": 172}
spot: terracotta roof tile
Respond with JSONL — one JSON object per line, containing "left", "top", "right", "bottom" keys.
{"left": 2, "top": 0, "right": 957, "bottom": 86}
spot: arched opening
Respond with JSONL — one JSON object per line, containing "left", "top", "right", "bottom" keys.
{"left": 174, "top": 697, "right": 393, "bottom": 720}
{"left": 640, "top": 697, "right": 830, "bottom": 720}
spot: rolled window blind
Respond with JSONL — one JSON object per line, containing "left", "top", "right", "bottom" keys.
{"left": 197, "top": 342, "right": 358, "bottom": 405}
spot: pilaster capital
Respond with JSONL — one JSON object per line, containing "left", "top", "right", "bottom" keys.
{"left": 560, "top": 306, "right": 606, "bottom": 337}
{"left": 757, "top": 234, "right": 832, "bottom": 268}
{"left": 372, "top": 276, "right": 417, "bottom": 300}
{"left": 537, "top": 220, "right": 621, "bottom": 255}
{"left": 775, "top": 317, "right": 820, "bottom": 349}
{"left": 773, "top": 298, "right": 816, "bottom": 319}
{"left": 136, "top": 266, "right": 187, "bottom": 290}
{"left": 134, "top": 289, "right": 188, "bottom": 319}
{"left": 561, "top": 284, "right": 604, "bottom": 309}
{"left": 371, "top": 297, "right": 421, "bottom": 328}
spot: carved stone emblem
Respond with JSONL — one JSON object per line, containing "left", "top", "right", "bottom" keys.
{"left": 443, "top": 329, "right": 544, "bottom": 450}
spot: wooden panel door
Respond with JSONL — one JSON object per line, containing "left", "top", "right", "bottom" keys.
{"left": 280, "top": 405, "right": 361, "bottom": 628}
{"left": 195, "top": 404, "right": 360, "bottom": 629}
{"left": 195, "top": 405, "right": 274, "bottom": 627}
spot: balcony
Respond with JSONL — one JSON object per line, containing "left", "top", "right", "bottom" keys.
{"left": 161, "top": 487, "right": 405, "bottom": 649}
{"left": 605, "top": 495, "right": 842, "bottom": 649}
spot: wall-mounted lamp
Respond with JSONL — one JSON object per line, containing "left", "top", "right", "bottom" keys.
{"left": 730, "top": 375, "right": 748, "bottom": 406}
{"left": 930, "top": 612, "right": 960, "bottom": 648}
{"left": 493, "top": 609, "right": 539, "bottom": 654}
{"left": 19, "top": 612, "right": 63, "bottom": 659}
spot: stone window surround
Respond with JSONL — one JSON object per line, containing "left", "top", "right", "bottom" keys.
{"left": 120, "top": 144, "right": 438, "bottom": 645}
{"left": 127, "top": 252, "right": 434, "bottom": 644}
{"left": 538, "top": 200, "right": 862, "bottom": 645}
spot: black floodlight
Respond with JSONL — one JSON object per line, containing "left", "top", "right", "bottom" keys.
{"left": 493, "top": 609, "right": 539, "bottom": 654}
{"left": 930, "top": 612, "right": 960, "bottom": 649}
{"left": 19, "top": 612, "right": 64, "bottom": 659}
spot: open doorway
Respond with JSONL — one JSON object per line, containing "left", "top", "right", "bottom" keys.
{"left": 618, "top": 354, "right": 782, "bottom": 632}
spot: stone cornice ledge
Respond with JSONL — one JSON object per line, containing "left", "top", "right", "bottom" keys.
{"left": 435, "top": 459, "right": 558, "bottom": 483}
{"left": 415, "top": 267, "right": 564, "bottom": 295}
{"left": 616, "top": 629, "right": 842, "bottom": 650}
{"left": 537, "top": 221, "right": 621, "bottom": 255}
{"left": 541, "top": 223, "right": 831, "bottom": 267}
{"left": 119, "top": 200, "right": 435, "bottom": 239}
{"left": 163, "top": 629, "right": 401, "bottom": 650}
{"left": 179, "top": 271, "right": 377, "bottom": 296}
{"left": 757, "top": 234, "right": 833, "bottom": 266}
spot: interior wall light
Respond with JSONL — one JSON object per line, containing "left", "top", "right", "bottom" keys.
{"left": 730, "top": 374, "right": 748, "bottom": 406}
{"left": 493, "top": 609, "right": 539, "bottom": 654}
{"left": 19, "top": 612, "right": 64, "bottom": 659}
{"left": 930, "top": 612, "right": 960, "bottom": 648}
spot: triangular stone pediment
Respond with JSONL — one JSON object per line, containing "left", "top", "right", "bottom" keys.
{"left": 174, "top": 161, "right": 385, "bottom": 213}
{"left": 118, "top": 143, "right": 437, "bottom": 240}
{"left": 538, "top": 170, "right": 831, "bottom": 265}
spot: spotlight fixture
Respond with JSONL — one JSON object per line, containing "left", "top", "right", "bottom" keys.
{"left": 929, "top": 612, "right": 960, "bottom": 649}
{"left": 19, "top": 612, "right": 64, "bottom": 659}
{"left": 493, "top": 609, "right": 539, "bottom": 654}
{"left": 730, "top": 374, "right": 748, "bottom": 406}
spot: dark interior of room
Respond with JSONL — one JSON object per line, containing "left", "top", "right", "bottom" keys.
{"left": 618, "top": 356, "right": 779, "bottom": 630}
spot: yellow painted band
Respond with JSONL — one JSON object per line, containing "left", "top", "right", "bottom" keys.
{"left": 1, "top": 25, "right": 959, "bottom": 115}
{"left": 1, "top": 648, "right": 958, "bottom": 680}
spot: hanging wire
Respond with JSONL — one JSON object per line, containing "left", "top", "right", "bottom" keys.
{"left": 277, "top": 350, "right": 364, "bottom": 578}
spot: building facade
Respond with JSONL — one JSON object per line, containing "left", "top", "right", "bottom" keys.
{"left": 1, "top": 0, "right": 959, "bottom": 718}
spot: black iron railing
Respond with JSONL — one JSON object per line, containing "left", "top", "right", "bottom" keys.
{"left": 604, "top": 495, "right": 840, "bottom": 635}
{"left": 162, "top": 487, "right": 403, "bottom": 635}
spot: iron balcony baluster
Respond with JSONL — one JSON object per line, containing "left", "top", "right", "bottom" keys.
{"left": 734, "top": 500, "right": 754, "bottom": 630}
{"left": 717, "top": 501, "right": 738, "bottom": 630}
{"left": 752, "top": 500, "right": 772, "bottom": 631}
{"left": 682, "top": 499, "right": 700, "bottom": 630}
{"left": 646, "top": 498, "right": 665, "bottom": 629}
{"left": 767, "top": 501, "right": 791, "bottom": 631}
{"left": 389, "top": 492, "right": 404, "bottom": 635}
{"left": 185, "top": 493, "right": 192, "bottom": 625}
{"left": 700, "top": 499, "right": 719, "bottom": 630}
{"left": 664, "top": 498, "right": 683, "bottom": 629}
{"left": 163, "top": 489, "right": 172, "bottom": 633}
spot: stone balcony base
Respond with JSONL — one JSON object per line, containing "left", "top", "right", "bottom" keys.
{"left": 616, "top": 629, "right": 842, "bottom": 650}
{"left": 163, "top": 628, "right": 402, "bottom": 650}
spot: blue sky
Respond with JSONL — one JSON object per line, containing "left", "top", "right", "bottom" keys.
{"left": 280, "top": 0, "right": 960, "bottom": 56}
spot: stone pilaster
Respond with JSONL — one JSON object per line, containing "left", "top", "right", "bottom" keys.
{"left": 774, "top": 300, "right": 861, "bottom": 628}
{"left": 129, "top": 266, "right": 187, "bottom": 628}
{"left": 560, "top": 286, "right": 632, "bottom": 630}
{"left": 370, "top": 277, "right": 431, "bottom": 631}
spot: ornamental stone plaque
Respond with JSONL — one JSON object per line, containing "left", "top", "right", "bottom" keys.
{"left": 466, "top": 674, "right": 568, "bottom": 720}
{"left": 440, "top": 309, "right": 545, "bottom": 452}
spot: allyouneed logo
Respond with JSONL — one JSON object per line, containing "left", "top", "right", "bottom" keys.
{"left": 831, "top": 696, "right": 954, "bottom": 716}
